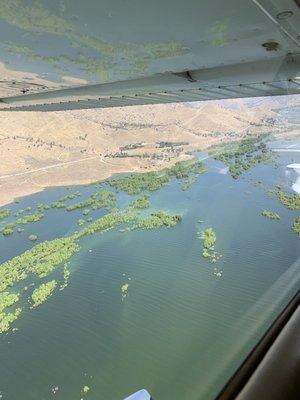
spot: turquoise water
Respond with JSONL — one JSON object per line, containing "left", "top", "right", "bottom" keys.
{"left": 0, "top": 150, "right": 299, "bottom": 400}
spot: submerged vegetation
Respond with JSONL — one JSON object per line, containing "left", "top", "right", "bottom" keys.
{"left": 212, "top": 135, "right": 275, "bottom": 179}
{"left": 31, "top": 280, "right": 57, "bottom": 308}
{"left": 261, "top": 210, "right": 280, "bottom": 220}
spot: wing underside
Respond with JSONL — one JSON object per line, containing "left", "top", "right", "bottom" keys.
{"left": 0, "top": 0, "right": 299, "bottom": 111}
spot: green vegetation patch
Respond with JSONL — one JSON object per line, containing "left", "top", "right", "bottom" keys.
{"left": 17, "top": 213, "right": 44, "bottom": 224}
{"left": 66, "top": 190, "right": 116, "bottom": 211}
{"left": 212, "top": 135, "right": 275, "bottom": 179}
{"left": 2, "top": 226, "right": 14, "bottom": 236}
{"left": 0, "top": 291, "right": 21, "bottom": 333}
{"left": 37, "top": 203, "right": 50, "bottom": 212}
{"left": 183, "top": 176, "right": 196, "bottom": 191}
{"left": 0, "top": 210, "right": 135, "bottom": 292}
{"left": 0, "top": 237, "right": 80, "bottom": 292}
{"left": 133, "top": 212, "right": 181, "bottom": 229}
{"left": 277, "top": 190, "right": 300, "bottom": 210}
{"left": 51, "top": 201, "right": 66, "bottom": 209}
{"left": 261, "top": 210, "right": 280, "bottom": 220}
{"left": 31, "top": 280, "right": 57, "bottom": 308}
{"left": 59, "top": 191, "right": 81, "bottom": 203}
{"left": 200, "top": 228, "right": 222, "bottom": 263}
{"left": 0, "top": 292, "right": 20, "bottom": 313}
{"left": 108, "top": 171, "right": 169, "bottom": 195}
{"left": 0, "top": 206, "right": 182, "bottom": 332}
{"left": 108, "top": 159, "right": 206, "bottom": 194}
{"left": 292, "top": 217, "right": 300, "bottom": 237}
{"left": 1, "top": 212, "right": 43, "bottom": 237}
{"left": 0, "top": 307, "right": 22, "bottom": 334}
{"left": 0, "top": 209, "right": 11, "bottom": 221}
{"left": 129, "top": 195, "right": 150, "bottom": 209}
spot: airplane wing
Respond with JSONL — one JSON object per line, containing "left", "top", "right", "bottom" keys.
{"left": 0, "top": 0, "right": 299, "bottom": 111}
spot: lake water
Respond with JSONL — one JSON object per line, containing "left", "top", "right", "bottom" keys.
{"left": 0, "top": 147, "right": 299, "bottom": 400}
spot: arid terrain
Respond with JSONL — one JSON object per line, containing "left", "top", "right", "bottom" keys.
{"left": 0, "top": 97, "right": 299, "bottom": 206}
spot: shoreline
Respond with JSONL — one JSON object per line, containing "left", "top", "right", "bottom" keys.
{"left": 1, "top": 127, "right": 298, "bottom": 208}
{"left": 1, "top": 99, "right": 288, "bottom": 208}
{"left": 0, "top": 154, "right": 193, "bottom": 207}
